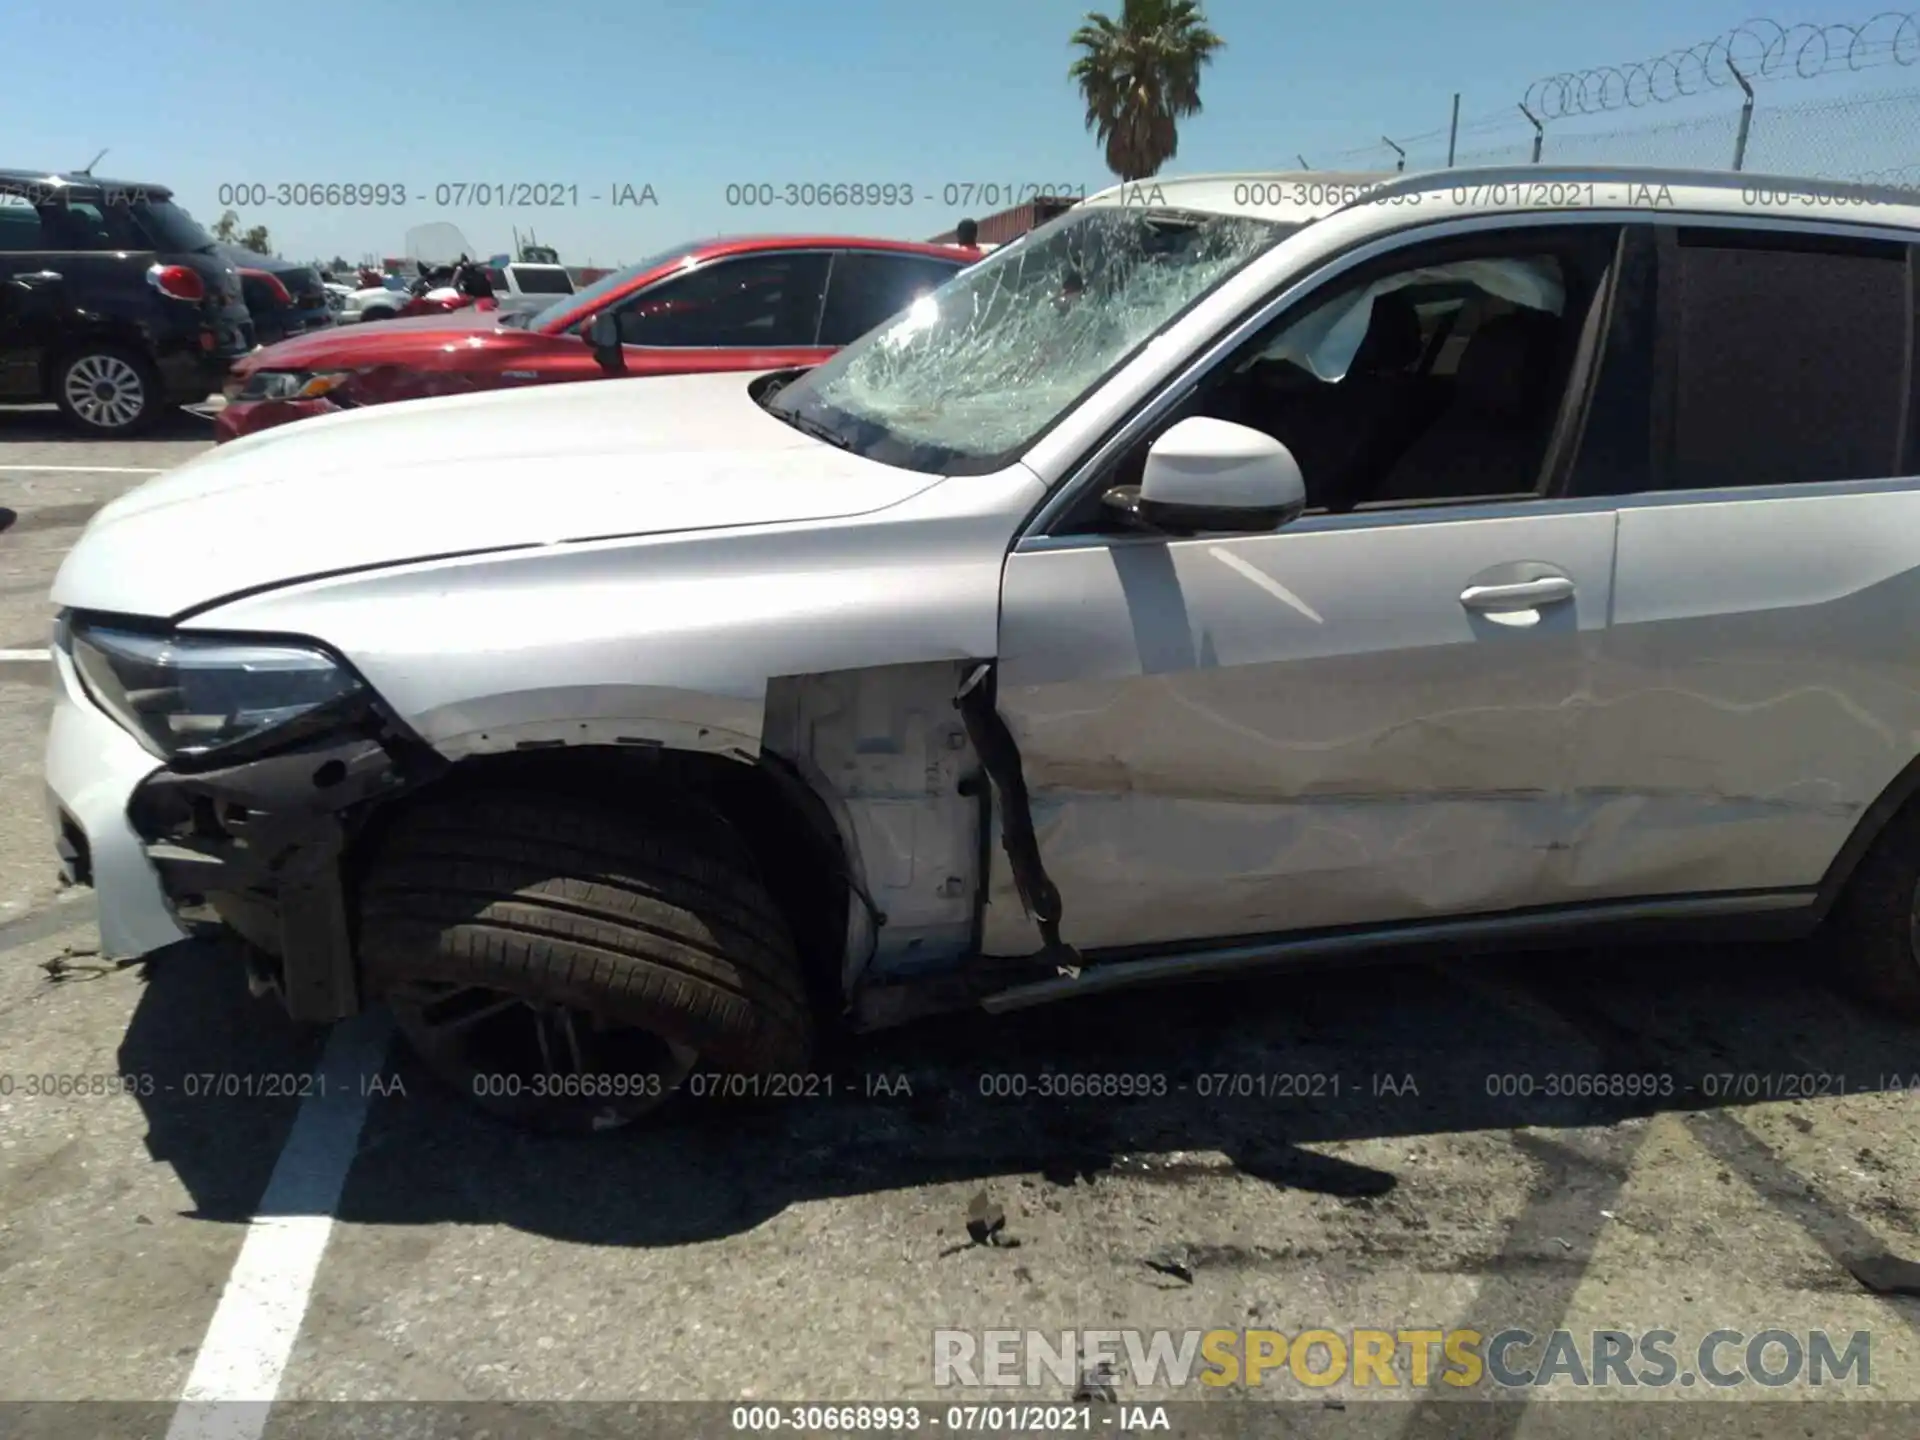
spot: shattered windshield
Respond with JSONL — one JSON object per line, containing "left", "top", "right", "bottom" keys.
{"left": 765, "top": 208, "right": 1293, "bottom": 475}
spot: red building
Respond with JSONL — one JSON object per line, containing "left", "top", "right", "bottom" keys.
{"left": 928, "top": 196, "right": 1079, "bottom": 247}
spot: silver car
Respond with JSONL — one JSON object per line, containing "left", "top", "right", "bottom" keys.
{"left": 44, "top": 164, "right": 1920, "bottom": 1130}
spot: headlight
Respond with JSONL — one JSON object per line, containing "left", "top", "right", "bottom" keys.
{"left": 240, "top": 370, "right": 350, "bottom": 402}
{"left": 68, "top": 622, "right": 364, "bottom": 761}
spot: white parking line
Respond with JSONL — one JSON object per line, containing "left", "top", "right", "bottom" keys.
{"left": 0, "top": 649, "right": 51, "bottom": 662}
{"left": 0, "top": 465, "right": 164, "bottom": 474}
{"left": 166, "top": 1010, "right": 393, "bottom": 1440}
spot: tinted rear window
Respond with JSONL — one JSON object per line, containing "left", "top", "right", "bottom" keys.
{"left": 1665, "top": 231, "right": 1908, "bottom": 488}
{"left": 129, "top": 199, "right": 214, "bottom": 252}
{"left": 509, "top": 266, "right": 574, "bottom": 294}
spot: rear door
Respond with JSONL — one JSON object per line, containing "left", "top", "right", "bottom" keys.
{"left": 816, "top": 250, "right": 964, "bottom": 346}
{"left": 1573, "top": 222, "right": 1920, "bottom": 903}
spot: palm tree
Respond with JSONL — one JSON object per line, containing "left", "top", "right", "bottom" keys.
{"left": 1069, "top": 0, "right": 1225, "bottom": 182}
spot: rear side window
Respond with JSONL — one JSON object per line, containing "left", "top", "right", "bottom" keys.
{"left": 508, "top": 266, "right": 573, "bottom": 294}
{"left": 1659, "top": 229, "right": 1910, "bottom": 489}
{"left": 0, "top": 195, "right": 42, "bottom": 251}
{"left": 817, "top": 252, "right": 961, "bottom": 345}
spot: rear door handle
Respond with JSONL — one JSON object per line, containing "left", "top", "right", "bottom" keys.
{"left": 1460, "top": 576, "right": 1575, "bottom": 612}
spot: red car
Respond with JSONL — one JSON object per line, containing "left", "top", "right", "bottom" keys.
{"left": 216, "top": 234, "right": 979, "bottom": 441}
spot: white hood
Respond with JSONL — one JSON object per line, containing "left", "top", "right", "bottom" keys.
{"left": 52, "top": 371, "right": 939, "bottom": 619}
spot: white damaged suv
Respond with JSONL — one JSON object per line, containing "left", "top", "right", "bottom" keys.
{"left": 45, "top": 165, "right": 1920, "bottom": 1129}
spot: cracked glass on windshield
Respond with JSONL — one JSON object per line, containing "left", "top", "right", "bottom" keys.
{"left": 765, "top": 207, "right": 1294, "bottom": 474}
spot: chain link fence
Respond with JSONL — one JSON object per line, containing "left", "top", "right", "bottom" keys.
{"left": 1305, "top": 12, "right": 1920, "bottom": 185}
{"left": 1315, "top": 83, "right": 1920, "bottom": 182}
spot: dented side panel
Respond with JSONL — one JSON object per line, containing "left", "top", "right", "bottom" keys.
{"left": 995, "top": 508, "right": 1617, "bottom": 952}
{"left": 1569, "top": 484, "right": 1920, "bottom": 899}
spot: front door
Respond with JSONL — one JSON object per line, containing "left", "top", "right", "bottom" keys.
{"left": 596, "top": 249, "right": 836, "bottom": 378}
{"left": 993, "top": 222, "right": 1631, "bottom": 954}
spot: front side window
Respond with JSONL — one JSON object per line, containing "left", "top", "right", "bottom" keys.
{"left": 1229, "top": 252, "right": 1578, "bottom": 510}
{"left": 764, "top": 206, "right": 1294, "bottom": 475}
{"left": 611, "top": 252, "right": 830, "bottom": 347}
{"left": 1047, "top": 225, "right": 1621, "bottom": 535}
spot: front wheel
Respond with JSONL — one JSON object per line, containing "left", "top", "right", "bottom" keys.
{"left": 54, "top": 346, "right": 160, "bottom": 435}
{"left": 357, "top": 789, "right": 814, "bottom": 1132}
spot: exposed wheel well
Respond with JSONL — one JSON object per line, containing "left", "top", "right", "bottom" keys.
{"left": 348, "top": 744, "right": 853, "bottom": 1020}
{"left": 1815, "top": 747, "right": 1920, "bottom": 921}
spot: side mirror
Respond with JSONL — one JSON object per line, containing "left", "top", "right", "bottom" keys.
{"left": 586, "top": 311, "right": 626, "bottom": 375}
{"left": 1103, "top": 417, "right": 1307, "bottom": 534}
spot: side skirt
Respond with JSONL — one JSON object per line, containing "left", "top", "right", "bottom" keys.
{"left": 848, "top": 889, "right": 1819, "bottom": 1028}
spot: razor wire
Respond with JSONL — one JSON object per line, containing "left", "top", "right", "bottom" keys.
{"left": 1523, "top": 12, "right": 1920, "bottom": 119}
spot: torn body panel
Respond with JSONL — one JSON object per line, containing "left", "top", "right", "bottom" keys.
{"left": 178, "top": 461, "right": 1045, "bottom": 1009}
{"left": 764, "top": 662, "right": 985, "bottom": 985}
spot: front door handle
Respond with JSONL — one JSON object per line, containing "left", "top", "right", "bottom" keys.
{"left": 1460, "top": 576, "right": 1575, "bottom": 612}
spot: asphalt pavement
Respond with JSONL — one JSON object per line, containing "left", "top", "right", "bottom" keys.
{"left": 3, "top": 399, "right": 1920, "bottom": 1439}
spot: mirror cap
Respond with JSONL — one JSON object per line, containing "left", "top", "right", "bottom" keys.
{"left": 1140, "top": 417, "right": 1306, "bottom": 529}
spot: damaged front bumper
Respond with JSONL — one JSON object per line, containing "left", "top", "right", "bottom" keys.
{"left": 47, "top": 634, "right": 444, "bottom": 1022}
{"left": 213, "top": 397, "right": 342, "bottom": 442}
{"left": 126, "top": 714, "right": 445, "bottom": 1021}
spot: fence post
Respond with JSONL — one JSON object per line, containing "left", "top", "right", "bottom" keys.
{"left": 1447, "top": 93, "right": 1460, "bottom": 166}
{"left": 1727, "top": 57, "right": 1755, "bottom": 170}
{"left": 1383, "top": 136, "right": 1406, "bottom": 172}
{"left": 1518, "top": 103, "right": 1544, "bottom": 163}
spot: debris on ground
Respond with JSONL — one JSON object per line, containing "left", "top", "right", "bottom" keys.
{"left": 1846, "top": 1251, "right": 1920, "bottom": 1295}
{"left": 1143, "top": 1246, "right": 1195, "bottom": 1284}
{"left": 39, "top": 946, "right": 134, "bottom": 982}
{"left": 1073, "top": 1361, "right": 1117, "bottom": 1403}
{"left": 966, "top": 1191, "right": 1006, "bottom": 1245}
{"left": 941, "top": 1190, "right": 1022, "bottom": 1253}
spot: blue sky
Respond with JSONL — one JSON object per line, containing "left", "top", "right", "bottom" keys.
{"left": 0, "top": 0, "right": 1896, "bottom": 267}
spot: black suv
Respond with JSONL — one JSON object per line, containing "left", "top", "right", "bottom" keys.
{"left": 218, "top": 244, "right": 335, "bottom": 347}
{"left": 0, "top": 170, "right": 253, "bottom": 434}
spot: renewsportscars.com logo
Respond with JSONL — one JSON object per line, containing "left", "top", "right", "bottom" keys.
{"left": 932, "top": 1327, "right": 1872, "bottom": 1391}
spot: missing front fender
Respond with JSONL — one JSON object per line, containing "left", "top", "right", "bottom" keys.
{"left": 953, "top": 662, "right": 1079, "bottom": 975}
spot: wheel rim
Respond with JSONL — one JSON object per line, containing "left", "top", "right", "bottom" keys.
{"left": 64, "top": 354, "right": 146, "bottom": 429}
{"left": 387, "top": 980, "right": 699, "bottom": 1126}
